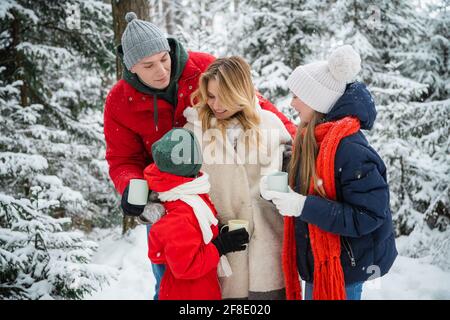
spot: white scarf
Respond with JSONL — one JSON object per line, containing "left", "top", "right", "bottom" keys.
{"left": 157, "top": 172, "right": 232, "bottom": 277}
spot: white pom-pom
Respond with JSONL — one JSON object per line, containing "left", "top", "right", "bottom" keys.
{"left": 125, "top": 12, "right": 137, "bottom": 23}
{"left": 328, "top": 45, "right": 361, "bottom": 82}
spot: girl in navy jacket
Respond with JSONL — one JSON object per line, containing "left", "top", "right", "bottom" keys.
{"left": 260, "top": 45, "right": 397, "bottom": 300}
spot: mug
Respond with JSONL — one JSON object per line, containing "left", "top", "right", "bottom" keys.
{"left": 127, "top": 179, "right": 149, "bottom": 206}
{"left": 227, "top": 219, "right": 249, "bottom": 232}
{"left": 226, "top": 219, "right": 249, "bottom": 250}
{"left": 266, "top": 171, "right": 289, "bottom": 193}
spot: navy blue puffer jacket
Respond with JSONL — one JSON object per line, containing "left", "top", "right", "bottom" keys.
{"left": 294, "top": 82, "right": 398, "bottom": 284}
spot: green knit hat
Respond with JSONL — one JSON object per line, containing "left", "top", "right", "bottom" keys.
{"left": 151, "top": 128, "right": 202, "bottom": 177}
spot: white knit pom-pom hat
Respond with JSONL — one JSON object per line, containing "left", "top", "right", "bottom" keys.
{"left": 286, "top": 45, "right": 361, "bottom": 114}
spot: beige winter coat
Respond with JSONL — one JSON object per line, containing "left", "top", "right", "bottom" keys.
{"left": 183, "top": 101, "right": 292, "bottom": 299}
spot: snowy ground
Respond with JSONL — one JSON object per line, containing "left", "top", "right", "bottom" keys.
{"left": 84, "top": 225, "right": 450, "bottom": 300}
{"left": 84, "top": 225, "right": 155, "bottom": 300}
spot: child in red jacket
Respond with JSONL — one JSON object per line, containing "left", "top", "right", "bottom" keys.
{"left": 144, "top": 128, "right": 249, "bottom": 300}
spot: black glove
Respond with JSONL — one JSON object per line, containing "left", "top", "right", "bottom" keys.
{"left": 218, "top": 223, "right": 229, "bottom": 234}
{"left": 212, "top": 228, "right": 249, "bottom": 256}
{"left": 282, "top": 141, "right": 293, "bottom": 173}
{"left": 121, "top": 184, "right": 145, "bottom": 217}
{"left": 148, "top": 190, "right": 161, "bottom": 203}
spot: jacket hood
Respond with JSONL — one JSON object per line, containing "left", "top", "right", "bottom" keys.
{"left": 325, "top": 82, "right": 377, "bottom": 130}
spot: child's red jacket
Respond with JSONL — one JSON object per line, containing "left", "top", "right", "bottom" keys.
{"left": 144, "top": 164, "right": 221, "bottom": 300}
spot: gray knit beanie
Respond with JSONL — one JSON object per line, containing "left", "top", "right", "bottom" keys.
{"left": 121, "top": 12, "right": 170, "bottom": 70}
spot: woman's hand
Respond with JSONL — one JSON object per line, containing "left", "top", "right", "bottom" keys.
{"left": 260, "top": 176, "right": 306, "bottom": 217}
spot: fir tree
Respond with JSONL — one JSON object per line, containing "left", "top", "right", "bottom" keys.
{"left": 0, "top": 0, "right": 120, "bottom": 230}
{"left": 0, "top": 186, "right": 117, "bottom": 299}
{"left": 0, "top": 0, "right": 120, "bottom": 299}
{"left": 321, "top": 0, "right": 450, "bottom": 235}
{"left": 236, "top": 0, "right": 326, "bottom": 100}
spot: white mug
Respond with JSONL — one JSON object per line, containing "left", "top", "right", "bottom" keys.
{"left": 226, "top": 219, "right": 249, "bottom": 250}
{"left": 227, "top": 219, "right": 249, "bottom": 232}
{"left": 127, "top": 179, "right": 149, "bottom": 206}
{"left": 266, "top": 171, "right": 289, "bottom": 193}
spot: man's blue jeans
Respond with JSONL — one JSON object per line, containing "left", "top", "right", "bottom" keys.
{"left": 146, "top": 224, "right": 166, "bottom": 300}
{"left": 305, "top": 281, "right": 364, "bottom": 300}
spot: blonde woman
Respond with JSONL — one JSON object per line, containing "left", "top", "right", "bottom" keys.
{"left": 183, "top": 56, "right": 293, "bottom": 299}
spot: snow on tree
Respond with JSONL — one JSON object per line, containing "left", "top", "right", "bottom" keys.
{"left": 0, "top": 0, "right": 120, "bottom": 299}
{"left": 149, "top": 0, "right": 231, "bottom": 57}
{"left": 369, "top": 99, "right": 449, "bottom": 235}
{"left": 0, "top": 188, "right": 117, "bottom": 299}
{"left": 0, "top": 0, "right": 121, "bottom": 230}
{"left": 234, "top": 0, "right": 327, "bottom": 100}
{"left": 275, "top": 0, "right": 450, "bottom": 237}
{"left": 315, "top": 0, "right": 428, "bottom": 104}
{"left": 347, "top": 1, "right": 450, "bottom": 236}
{"left": 406, "top": 1, "right": 449, "bottom": 102}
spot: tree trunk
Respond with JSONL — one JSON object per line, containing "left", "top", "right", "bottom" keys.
{"left": 11, "top": 9, "right": 28, "bottom": 107}
{"left": 172, "top": 0, "right": 183, "bottom": 32}
{"left": 163, "top": 0, "right": 174, "bottom": 35}
{"left": 122, "top": 215, "right": 138, "bottom": 236}
{"left": 111, "top": 0, "right": 149, "bottom": 234}
{"left": 234, "top": 0, "right": 240, "bottom": 12}
{"left": 204, "top": 1, "right": 213, "bottom": 29}
{"left": 111, "top": 0, "right": 150, "bottom": 81}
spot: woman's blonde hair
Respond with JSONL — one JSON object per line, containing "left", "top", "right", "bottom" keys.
{"left": 190, "top": 56, "right": 261, "bottom": 145}
{"left": 288, "top": 111, "right": 326, "bottom": 197}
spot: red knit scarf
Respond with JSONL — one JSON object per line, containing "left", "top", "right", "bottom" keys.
{"left": 282, "top": 116, "right": 360, "bottom": 300}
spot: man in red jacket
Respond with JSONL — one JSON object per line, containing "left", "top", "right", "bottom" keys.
{"left": 103, "top": 12, "right": 296, "bottom": 299}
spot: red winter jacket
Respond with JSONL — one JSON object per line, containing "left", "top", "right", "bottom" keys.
{"left": 144, "top": 164, "right": 221, "bottom": 300}
{"left": 104, "top": 51, "right": 297, "bottom": 195}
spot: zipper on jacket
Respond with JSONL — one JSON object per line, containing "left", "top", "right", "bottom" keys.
{"left": 342, "top": 237, "right": 356, "bottom": 267}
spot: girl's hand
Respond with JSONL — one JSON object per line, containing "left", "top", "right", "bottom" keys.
{"left": 260, "top": 176, "right": 306, "bottom": 217}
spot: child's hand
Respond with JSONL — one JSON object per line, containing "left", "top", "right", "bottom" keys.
{"left": 138, "top": 202, "right": 166, "bottom": 224}
{"left": 218, "top": 223, "right": 229, "bottom": 234}
{"left": 212, "top": 228, "right": 249, "bottom": 256}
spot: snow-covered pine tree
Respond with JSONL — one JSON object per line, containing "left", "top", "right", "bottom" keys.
{"left": 388, "top": 3, "right": 450, "bottom": 267}
{"left": 321, "top": 0, "right": 428, "bottom": 104}
{"left": 236, "top": 0, "right": 326, "bottom": 100}
{"left": 369, "top": 99, "right": 449, "bottom": 235}
{"left": 0, "top": 0, "right": 120, "bottom": 230}
{"left": 393, "top": 1, "right": 449, "bottom": 102}
{"left": 398, "top": 1, "right": 449, "bottom": 234}
{"left": 0, "top": 0, "right": 120, "bottom": 299}
{"left": 0, "top": 186, "right": 117, "bottom": 299}
{"left": 320, "top": 0, "right": 449, "bottom": 235}
{"left": 149, "top": 0, "right": 231, "bottom": 57}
